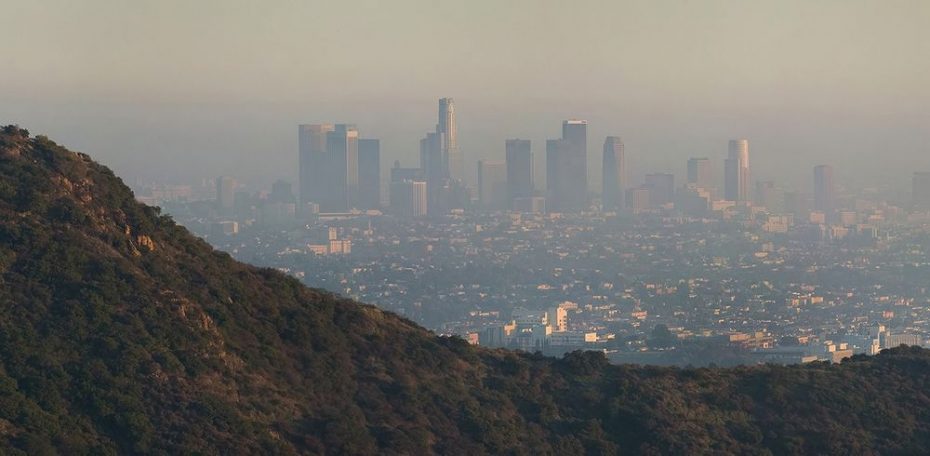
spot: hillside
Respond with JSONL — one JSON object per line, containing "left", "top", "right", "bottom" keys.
{"left": 1, "top": 124, "right": 930, "bottom": 455}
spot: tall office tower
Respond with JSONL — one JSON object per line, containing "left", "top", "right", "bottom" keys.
{"left": 216, "top": 176, "right": 237, "bottom": 213}
{"left": 724, "top": 139, "right": 750, "bottom": 202}
{"left": 390, "top": 160, "right": 423, "bottom": 183}
{"left": 627, "top": 186, "right": 652, "bottom": 213}
{"left": 322, "top": 124, "right": 359, "bottom": 212}
{"left": 913, "top": 172, "right": 930, "bottom": 210}
{"left": 357, "top": 139, "right": 381, "bottom": 210}
{"left": 477, "top": 160, "right": 507, "bottom": 210}
{"left": 420, "top": 131, "right": 446, "bottom": 215}
{"left": 813, "top": 165, "right": 836, "bottom": 222}
{"left": 506, "top": 139, "right": 533, "bottom": 207}
{"left": 297, "top": 124, "right": 334, "bottom": 207}
{"left": 644, "top": 173, "right": 674, "bottom": 207}
{"left": 602, "top": 136, "right": 625, "bottom": 211}
{"left": 546, "top": 120, "right": 588, "bottom": 212}
{"left": 390, "top": 180, "right": 428, "bottom": 217}
{"left": 438, "top": 98, "right": 463, "bottom": 182}
{"left": 562, "top": 120, "right": 588, "bottom": 210}
{"left": 687, "top": 157, "right": 713, "bottom": 191}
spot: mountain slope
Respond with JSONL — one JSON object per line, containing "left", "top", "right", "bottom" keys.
{"left": 1, "top": 125, "right": 930, "bottom": 455}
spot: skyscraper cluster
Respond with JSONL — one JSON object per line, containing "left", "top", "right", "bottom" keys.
{"left": 298, "top": 123, "right": 380, "bottom": 213}
{"left": 418, "top": 98, "right": 469, "bottom": 215}
{"left": 292, "top": 99, "right": 882, "bottom": 223}
{"left": 547, "top": 120, "right": 588, "bottom": 212}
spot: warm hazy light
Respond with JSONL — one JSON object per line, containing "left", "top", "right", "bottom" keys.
{"left": 4, "top": 3, "right": 930, "bottom": 452}
{"left": 1, "top": 0, "right": 928, "bottom": 189}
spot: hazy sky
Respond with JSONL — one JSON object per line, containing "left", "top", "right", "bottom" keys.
{"left": 1, "top": 0, "right": 928, "bottom": 193}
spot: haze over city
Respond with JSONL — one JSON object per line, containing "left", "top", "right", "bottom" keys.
{"left": 2, "top": 0, "right": 929, "bottom": 192}
{"left": 7, "top": 1, "right": 930, "bottom": 453}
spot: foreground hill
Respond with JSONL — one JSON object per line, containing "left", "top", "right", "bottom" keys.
{"left": 1, "top": 125, "right": 930, "bottom": 454}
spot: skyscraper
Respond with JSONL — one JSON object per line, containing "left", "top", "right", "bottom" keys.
{"left": 477, "top": 160, "right": 507, "bottom": 210}
{"left": 322, "top": 124, "right": 359, "bottom": 212}
{"left": 358, "top": 139, "right": 381, "bottom": 210}
{"left": 438, "top": 98, "right": 463, "bottom": 183}
{"left": 390, "top": 179, "right": 427, "bottom": 218}
{"left": 724, "top": 139, "right": 750, "bottom": 202}
{"left": 813, "top": 165, "right": 835, "bottom": 222}
{"left": 602, "top": 136, "right": 625, "bottom": 211}
{"left": 390, "top": 160, "right": 423, "bottom": 183}
{"left": 562, "top": 121, "right": 588, "bottom": 208}
{"left": 506, "top": 139, "right": 533, "bottom": 208}
{"left": 687, "top": 157, "right": 712, "bottom": 191}
{"left": 298, "top": 124, "right": 334, "bottom": 207}
{"left": 420, "top": 131, "right": 446, "bottom": 215}
{"left": 546, "top": 120, "right": 588, "bottom": 211}
{"left": 417, "top": 98, "right": 467, "bottom": 215}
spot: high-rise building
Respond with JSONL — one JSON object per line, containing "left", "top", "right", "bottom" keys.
{"left": 298, "top": 124, "right": 334, "bottom": 208}
{"left": 477, "top": 160, "right": 507, "bottom": 210}
{"left": 321, "top": 124, "right": 359, "bottom": 212}
{"left": 438, "top": 98, "right": 463, "bottom": 183}
{"left": 724, "top": 139, "right": 750, "bottom": 202}
{"left": 216, "top": 176, "right": 237, "bottom": 214}
{"left": 687, "top": 157, "right": 713, "bottom": 192}
{"left": 913, "top": 172, "right": 930, "bottom": 210}
{"left": 644, "top": 173, "right": 674, "bottom": 207}
{"left": 420, "top": 131, "right": 446, "bottom": 215}
{"left": 813, "top": 165, "right": 835, "bottom": 222}
{"left": 391, "top": 160, "right": 423, "bottom": 183}
{"left": 627, "top": 186, "right": 651, "bottom": 213}
{"left": 562, "top": 120, "right": 588, "bottom": 209}
{"left": 546, "top": 120, "right": 588, "bottom": 211}
{"left": 358, "top": 139, "right": 381, "bottom": 210}
{"left": 506, "top": 139, "right": 533, "bottom": 207}
{"left": 416, "top": 98, "right": 468, "bottom": 215}
{"left": 390, "top": 180, "right": 427, "bottom": 218}
{"left": 602, "top": 136, "right": 625, "bottom": 211}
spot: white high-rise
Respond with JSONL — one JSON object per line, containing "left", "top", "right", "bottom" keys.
{"left": 438, "top": 98, "right": 462, "bottom": 182}
{"left": 725, "top": 139, "right": 750, "bottom": 202}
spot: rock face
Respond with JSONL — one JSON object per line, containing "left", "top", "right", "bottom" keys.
{"left": 2, "top": 124, "right": 930, "bottom": 455}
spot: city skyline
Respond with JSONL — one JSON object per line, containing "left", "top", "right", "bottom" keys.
{"left": 286, "top": 99, "right": 929, "bottom": 218}
{"left": 3, "top": 2, "right": 928, "bottom": 191}
{"left": 5, "top": 2, "right": 930, "bottom": 451}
